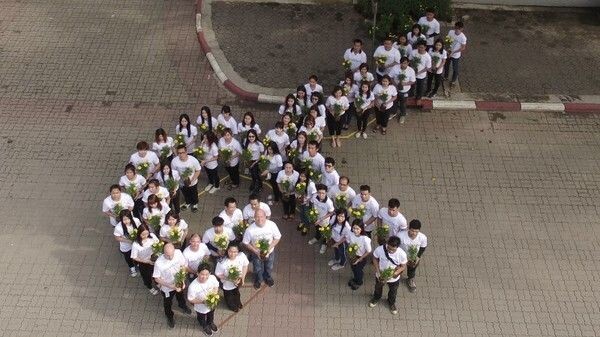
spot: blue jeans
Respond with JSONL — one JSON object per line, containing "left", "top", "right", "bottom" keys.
{"left": 333, "top": 242, "right": 347, "bottom": 266}
{"left": 299, "top": 203, "right": 310, "bottom": 226}
{"left": 444, "top": 57, "right": 460, "bottom": 83}
{"left": 350, "top": 258, "right": 367, "bottom": 285}
{"left": 250, "top": 251, "right": 275, "bottom": 284}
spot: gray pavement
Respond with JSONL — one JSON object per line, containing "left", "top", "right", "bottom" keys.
{"left": 1, "top": 0, "right": 600, "bottom": 336}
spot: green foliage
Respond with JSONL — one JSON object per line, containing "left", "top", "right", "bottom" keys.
{"left": 355, "top": 0, "right": 452, "bottom": 43}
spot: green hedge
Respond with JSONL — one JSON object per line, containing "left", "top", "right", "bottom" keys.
{"left": 355, "top": 0, "right": 452, "bottom": 42}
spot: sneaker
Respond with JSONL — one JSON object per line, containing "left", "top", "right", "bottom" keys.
{"left": 267, "top": 200, "right": 274, "bottom": 206}
{"left": 307, "top": 238, "right": 318, "bottom": 245}
{"left": 203, "top": 325, "right": 213, "bottom": 336}
{"left": 390, "top": 304, "right": 398, "bottom": 315}
{"left": 244, "top": 168, "right": 250, "bottom": 175}
{"left": 167, "top": 316, "right": 175, "bottom": 328}
{"left": 204, "top": 184, "right": 213, "bottom": 192}
{"left": 265, "top": 279, "right": 275, "bottom": 287}
{"left": 129, "top": 267, "right": 138, "bottom": 277}
{"left": 179, "top": 305, "right": 192, "bottom": 315}
{"left": 180, "top": 203, "right": 189, "bottom": 210}
{"left": 327, "top": 259, "right": 339, "bottom": 266}
{"left": 408, "top": 278, "right": 417, "bottom": 292}
{"left": 331, "top": 263, "right": 344, "bottom": 271}
{"left": 399, "top": 116, "right": 406, "bottom": 124}
{"left": 191, "top": 204, "right": 198, "bottom": 213}
{"left": 368, "top": 299, "right": 378, "bottom": 308}
{"left": 149, "top": 288, "right": 159, "bottom": 296}
{"left": 319, "top": 244, "right": 327, "bottom": 254}
{"left": 208, "top": 186, "right": 220, "bottom": 194}
{"left": 210, "top": 323, "right": 219, "bottom": 332}
{"left": 362, "top": 132, "right": 367, "bottom": 139}
{"left": 355, "top": 132, "right": 361, "bottom": 138}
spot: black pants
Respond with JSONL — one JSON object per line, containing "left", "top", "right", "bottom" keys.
{"left": 163, "top": 290, "right": 188, "bottom": 319}
{"left": 249, "top": 163, "right": 262, "bottom": 191}
{"left": 350, "top": 258, "right": 367, "bottom": 285}
{"left": 407, "top": 264, "right": 418, "bottom": 279}
{"left": 326, "top": 113, "right": 343, "bottom": 136}
{"left": 426, "top": 72, "right": 442, "bottom": 95}
{"left": 139, "top": 262, "right": 154, "bottom": 289}
{"left": 133, "top": 198, "right": 145, "bottom": 219}
{"left": 356, "top": 108, "right": 372, "bottom": 132}
{"left": 205, "top": 167, "right": 220, "bottom": 188}
{"left": 196, "top": 310, "right": 215, "bottom": 327}
{"left": 223, "top": 288, "right": 242, "bottom": 310}
{"left": 269, "top": 172, "right": 282, "bottom": 201}
{"left": 181, "top": 183, "right": 199, "bottom": 205}
{"left": 225, "top": 164, "right": 240, "bottom": 186}
{"left": 372, "top": 278, "right": 400, "bottom": 305}
{"left": 397, "top": 93, "right": 408, "bottom": 116}
{"left": 170, "top": 190, "right": 181, "bottom": 214}
{"left": 375, "top": 107, "right": 391, "bottom": 128}
{"left": 415, "top": 78, "right": 426, "bottom": 99}
{"left": 121, "top": 250, "right": 135, "bottom": 268}
{"left": 282, "top": 194, "right": 296, "bottom": 215}
{"left": 344, "top": 102, "right": 355, "bottom": 126}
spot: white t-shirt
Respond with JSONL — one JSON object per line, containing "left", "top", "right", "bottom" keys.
{"left": 183, "top": 244, "right": 211, "bottom": 273}
{"left": 447, "top": 30, "right": 467, "bottom": 59}
{"left": 217, "top": 114, "right": 238, "bottom": 134}
{"left": 218, "top": 208, "right": 244, "bottom": 228}
{"left": 153, "top": 249, "right": 187, "bottom": 293}
{"left": 378, "top": 208, "right": 408, "bottom": 236}
{"left": 171, "top": 155, "right": 201, "bottom": 186}
{"left": 372, "top": 245, "right": 407, "bottom": 283}
{"left": 242, "top": 202, "right": 272, "bottom": 222}
{"left": 113, "top": 217, "right": 142, "bottom": 252}
{"left": 410, "top": 50, "right": 432, "bottom": 80}
{"left": 187, "top": 275, "right": 220, "bottom": 314}
{"left": 398, "top": 230, "right": 428, "bottom": 253}
{"left": 159, "top": 220, "right": 189, "bottom": 240}
{"left": 327, "top": 185, "right": 357, "bottom": 204}
{"left": 175, "top": 124, "right": 198, "bottom": 149}
{"left": 353, "top": 71, "right": 375, "bottom": 84}
{"left": 389, "top": 66, "right": 416, "bottom": 93}
{"left": 347, "top": 233, "right": 372, "bottom": 257}
{"left": 196, "top": 116, "right": 218, "bottom": 132}
{"left": 202, "top": 227, "right": 236, "bottom": 256}
{"left": 373, "top": 45, "right": 401, "bottom": 76}
{"left": 246, "top": 142, "right": 264, "bottom": 161}
{"left": 130, "top": 233, "right": 159, "bottom": 262}
{"left": 129, "top": 151, "right": 160, "bottom": 176}
{"left": 392, "top": 42, "right": 413, "bottom": 58}
{"left": 372, "top": 84, "right": 398, "bottom": 110}
{"left": 218, "top": 137, "right": 242, "bottom": 167}
{"left": 343, "top": 48, "right": 367, "bottom": 71}
{"left": 102, "top": 194, "right": 134, "bottom": 226}
{"left": 266, "top": 154, "right": 283, "bottom": 174}
{"left": 304, "top": 83, "right": 323, "bottom": 100}
{"left": 276, "top": 170, "right": 299, "bottom": 194}
{"left": 321, "top": 169, "right": 340, "bottom": 190}
{"left": 311, "top": 196, "right": 335, "bottom": 226}
{"left": 142, "top": 201, "right": 171, "bottom": 227}
{"left": 352, "top": 90, "right": 375, "bottom": 111}
{"left": 215, "top": 253, "right": 250, "bottom": 290}
{"left": 407, "top": 32, "right": 427, "bottom": 47}
{"left": 152, "top": 137, "right": 174, "bottom": 158}
{"left": 301, "top": 151, "right": 325, "bottom": 173}
{"left": 340, "top": 82, "right": 359, "bottom": 103}
{"left": 201, "top": 142, "right": 219, "bottom": 170}
{"left": 428, "top": 49, "right": 448, "bottom": 75}
{"left": 297, "top": 180, "right": 317, "bottom": 205}
{"left": 331, "top": 221, "right": 351, "bottom": 243}
{"left": 278, "top": 104, "right": 302, "bottom": 117}
{"left": 154, "top": 170, "right": 180, "bottom": 192}
{"left": 417, "top": 16, "right": 441, "bottom": 46}
{"left": 142, "top": 186, "right": 170, "bottom": 204}
{"left": 118, "top": 174, "right": 146, "bottom": 199}
{"left": 237, "top": 123, "right": 261, "bottom": 136}
{"left": 242, "top": 220, "right": 282, "bottom": 254}
{"left": 299, "top": 126, "right": 322, "bottom": 141}
{"left": 325, "top": 96, "right": 350, "bottom": 117}
{"left": 265, "top": 130, "right": 290, "bottom": 157}
{"left": 350, "top": 195, "right": 380, "bottom": 232}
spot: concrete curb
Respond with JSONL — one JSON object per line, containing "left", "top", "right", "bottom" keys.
{"left": 195, "top": 0, "right": 600, "bottom": 113}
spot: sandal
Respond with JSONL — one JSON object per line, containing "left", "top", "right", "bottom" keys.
{"left": 381, "top": 129, "right": 386, "bottom": 135}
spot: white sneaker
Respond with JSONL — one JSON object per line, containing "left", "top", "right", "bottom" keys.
{"left": 307, "top": 238, "right": 318, "bottom": 245}
{"left": 331, "top": 264, "right": 344, "bottom": 271}
{"left": 244, "top": 168, "right": 250, "bottom": 175}
{"left": 129, "top": 267, "right": 138, "bottom": 277}
{"left": 399, "top": 116, "right": 406, "bottom": 124}
{"left": 355, "top": 132, "right": 361, "bottom": 138}
{"left": 266, "top": 172, "right": 271, "bottom": 180}
{"left": 328, "top": 259, "right": 340, "bottom": 266}
{"left": 362, "top": 132, "right": 368, "bottom": 139}
{"left": 204, "top": 184, "right": 213, "bottom": 192}
{"left": 319, "top": 244, "right": 327, "bottom": 254}
{"left": 149, "top": 288, "right": 159, "bottom": 296}
{"left": 208, "top": 186, "right": 220, "bottom": 194}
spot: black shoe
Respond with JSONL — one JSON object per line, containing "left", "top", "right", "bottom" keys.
{"left": 167, "top": 316, "right": 175, "bottom": 328}
{"left": 191, "top": 204, "right": 198, "bottom": 213}
{"left": 179, "top": 305, "right": 191, "bottom": 315}
{"left": 238, "top": 303, "right": 243, "bottom": 309}
{"left": 210, "top": 323, "right": 218, "bottom": 332}
{"left": 232, "top": 307, "right": 239, "bottom": 312}
{"left": 203, "top": 325, "right": 213, "bottom": 336}
{"left": 347, "top": 280, "right": 355, "bottom": 287}
{"left": 265, "top": 279, "right": 275, "bottom": 287}
{"left": 253, "top": 282, "right": 261, "bottom": 290}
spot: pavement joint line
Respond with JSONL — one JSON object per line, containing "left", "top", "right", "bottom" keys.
{"left": 217, "top": 284, "right": 267, "bottom": 329}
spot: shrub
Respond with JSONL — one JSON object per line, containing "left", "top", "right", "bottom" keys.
{"left": 355, "top": 0, "right": 452, "bottom": 42}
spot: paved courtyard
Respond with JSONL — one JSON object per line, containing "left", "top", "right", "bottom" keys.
{"left": 1, "top": 0, "right": 600, "bottom": 337}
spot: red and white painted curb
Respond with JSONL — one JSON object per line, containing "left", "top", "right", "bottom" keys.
{"left": 195, "top": 0, "right": 600, "bottom": 113}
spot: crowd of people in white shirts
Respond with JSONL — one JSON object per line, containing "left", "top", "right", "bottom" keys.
{"left": 96, "top": 10, "right": 458, "bottom": 335}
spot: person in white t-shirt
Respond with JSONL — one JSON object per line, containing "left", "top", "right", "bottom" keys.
{"left": 304, "top": 75, "right": 323, "bottom": 101}
{"left": 278, "top": 94, "right": 303, "bottom": 118}
{"left": 410, "top": 41, "right": 432, "bottom": 107}
{"left": 198, "top": 131, "right": 220, "bottom": 194}
{"left": 182, "top": 233, "right": 211, "bottom": 281}
{"left": 265, "top": 122, "right": 290, "bottom": 162}
{"left": 171, "top": 144, "right": 202, "bottom": 212}
{"left": 303, "top": 105, "right": 327, "bottom": 134}
{"left": 276, "top": 162, "right": 299, "bottom": 220}
{"left": 202, "top": 217, "right": 235, "bottom": 263}
{"left": 309, "top": 91, "right": 327, "bottom": 118}
{"left": 325, "top": 86, "right": 350, "bottom": 148}
{"left": 372, "top": 75, "right": 397, "bottom": 135}
{"left": 353, "top": 63, "right": 375, "bottom": 86}
{"left": 329, "top": 209, "right": 351, "bottom": 271}
{"left": 142, "top": 179, "right": 170, "bottom": 206}
{"left": 215, "top": 243, "right": 249, "bottom": 312}
{"left": 418, "top": 8, "right": 441, "bottom": 48}
{"left": 218, "top": 128, "right": 243, "bottom": 190}
{"left": 155, "top": 161, "right": 181, "bottom": 213}
{"left": 243, "top": 129, "right": 265, "bottom": 195}
{"left": 350, "top": 185, "right": 379, "bottom": 235}
{"left": 113, "top": 210, "right": 141, "bottom": 277}
{"left": 130, "top": 224, "right": 160, "bottom": 295}
{"left": 196, "top": 106, "right": 218, "bottom": 136}
{"left": 159, "top": 211, "right": 189, "bottom": 248}
{"left": 343, "top": 39, "right": 367, "bottom": 72}
{"left": 322, "top": 157, "right": 340, "bottom": 190}
{"left": 129, "top": 141, "right": 160, "bottom": 180}
{"left": 176, "top": 113, "right": 198, "bottom": 150}
{"left": 281, "top": 113, "right": 297, "bottom": 141}
{"left": 242, "top": 194, "right": 272, "bottom": 224}
{"left": 444, "top": 21, "right": 467, "bottom": 86}
{"left": 425, "top": 39, "right": 447, "bottom": 99}
{"left": 242, "top": 209, "right": 282, "bottom": 289}
{"left": 340, "top": 74, "right": 358, "bottom": 131}
{"left": 142, "top": 194, "right": 171, "bottom": 233}
{"left": 407, "top": 24, "right": 427, "bottom": 48}
{"left": 373, "top": 36, "right": 401, "bottom": 81}
{"left": 301, "top": 141, "right": 325, "bottom": 173}
{"left": 295, "top": 170, "right": 317, "bottom": 235}
{"left": 307, "top": 184, "right": 335, "bottom": 255}
{"left": 299, "top": 116, "right": 323, "bottom": 145}
{"left": 118, "top": 163, "right": 146, "bottom": 218}
{"left": 368, "top": 236, "right": 407, "bottom": 315}
{"left": 217, "top": 105, "right": 238, "bottom": 135}
{"left": 327, "top": 176, "right": 356, "bottom": 208}
{"left": 102, "top": 184, "right": 134, "bottom": 227}
{"left": 153, "top": 243, "right": 192, "bottom": 328}
{"left": 347, "top": 221, "right": 372, "bottom": 290}
{"left": 237, "top": 112, "right": 262, "bottom": 141}
{"left": 187, "top": 262, "right": 220, "bottom": 335}
{"left": 294, "top": 85, "right": 309, "bottom": 113}
{"left": 152, "top": 128, "right": 174, "bottom": 162}
{"left": 353, "top": 81, "right": 375, "bottom": 139}
{"left": 393, "top": 35, "right": 413, "bottom": 59}
{"left": 400, "top": 219, "right": 428, "bottom": 292}
{"left": 262, "top": 143, "right": 283, "bottom": 204}
{"left": 219, "top": 197, "right": 244, "bottom": 229}
{"left": 389, "top": 57, "right": 416, "bottom": 124}
{"left": 376, "top": 198, "right": 408, "bottom": 245}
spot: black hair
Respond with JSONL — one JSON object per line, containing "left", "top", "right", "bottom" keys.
{"left": 409, "top": 219, "right": 422, "bottom": 230}
{"left": 388, "top": 198, "right": 400, "bottom": 209}
{"left": 212, "top": 216, "right": 224, "bottom": 227}
{"left": 178, "top": 113, "right": 192, "bottom": 137}
{"left": 387, "top": 235, "right": 401, "bottom": 247}
{"left": 224, "top": 197, "right": 237, "bottom": 206}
